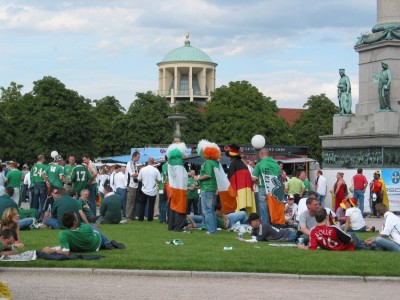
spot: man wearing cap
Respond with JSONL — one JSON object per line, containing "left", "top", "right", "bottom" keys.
{"left": 352, "top": 168, "right": 368, "bottom": 214}
{"left": 238, "top": 213, "right": 296, "bottom": 243}
{"left": 285, "top": 194, "right": 297, "bottom": 226}
{"left": 342, "top": 198, "right": 374, "bottom": 233}
{"left": 365, "top": 203, "right": 400, "bottom": 252}
{"left": 370, "top": 172, "right": 384, "bottom": 217}
{"left": 315, "top": 170, "right": 327, "bottom": 207}
{"left": 43, "top": 155, "right": 65, "bottom": 192}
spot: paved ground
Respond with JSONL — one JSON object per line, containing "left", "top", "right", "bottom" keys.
{"left": 1, "top": 269, "right": 399, "bottom": 300}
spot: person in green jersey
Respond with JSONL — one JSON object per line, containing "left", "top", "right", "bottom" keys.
{"left": 0, "top": 228, "right": 19, "bottom": 256}
{"left": 252, "top": 148, "right": 282, "bottom": 224}
{"left": 31, "top": 155, "right": 48, "bottom": 218}
{"left": 42, "top": 211, "right": 125, "bottom": 255}
{"left": 44, "top": 188, "right": 81, "bottom": 229}
{"left": 5, "top": 162, "right": 22, "bottom": 205}
{"left": 97, "top": 185, "right": 122, "bottom": 224}
{"left": 44, "top": 155, "right": 65, "bottom": 191}
{"left": 63, "top": 155, "right": 77, "bottom": 192}
{"left": 71, "top": 159, "right": 90, "bottom": 197}
{"left": 186, "top": 170, "right": 199, "bottom": 215}
{"left": 77, "top": 189, "right": 98, "bottom": 223}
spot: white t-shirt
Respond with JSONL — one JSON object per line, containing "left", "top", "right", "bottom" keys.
{"left": 114, "top": 171, "right": 127, "bottom": 189}
{"left": 316, "top": 175, "right": 327, "bottom": 196}
{"left": 285, "top": 203, "right": 298, "bottom": 222}
{"left": 381, "top": 211, "right": 400, "bottom": 245}
{"left": 125, "top": 160, "right": 139, "bottom": 188}
{"left": 296, "top": 197, "right": 308, "bottom": 221}
{"left": 138, "top": 165, "right": 161, "bottom": 196}
{"left": 345, "top": 207, "right": 366, "bottom": 230}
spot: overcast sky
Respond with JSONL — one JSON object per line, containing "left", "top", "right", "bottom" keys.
{"left": 0, "top": 0, "right": 377, "bottom": 109}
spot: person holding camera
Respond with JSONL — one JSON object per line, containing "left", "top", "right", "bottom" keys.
{"left": 125, "top": 151, "right": 140, "bottom": 221}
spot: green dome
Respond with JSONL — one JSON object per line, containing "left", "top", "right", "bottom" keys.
{"left": 161, "top": 40, "right": 214, "bottom": 63}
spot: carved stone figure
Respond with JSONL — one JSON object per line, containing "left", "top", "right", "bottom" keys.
{"left": 337, "top": 69, "right": 352, "bottom": 114}
{"left": 378, "top": 61, "right": 392, "bottom": 110}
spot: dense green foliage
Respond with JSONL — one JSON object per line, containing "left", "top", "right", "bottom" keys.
{"left": 203, "top": 81, "right": 292, "bottom": 145}
{"left": 291, "top": 94, "right": 339, "bottom": 163}
{"left": 7, "top": 222, "right": 400, "bottom": 276}
{"left": 1, "top": 77, "right": 336, "bottom": 165}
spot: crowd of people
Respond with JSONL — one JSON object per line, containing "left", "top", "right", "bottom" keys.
{"left": 1, "top": 142, "right": 400, "bottom": 256}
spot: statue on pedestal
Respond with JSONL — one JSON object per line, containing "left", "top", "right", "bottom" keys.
{"left": 337, "top": 69, "right": 352, "bottom": 114}
{"left": 377, "top": 61, "right": 392, "bottom": 110}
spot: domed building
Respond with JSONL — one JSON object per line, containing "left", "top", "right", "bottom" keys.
{"left": 157, "top": 34, "right": 217, "bottom": 105}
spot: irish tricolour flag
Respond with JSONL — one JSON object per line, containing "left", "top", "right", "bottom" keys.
{"left": 167, "top": 143, "right": 188, "bottom": 214}
{"left": 214, "top": 163, "right": 237, "bottom": 214}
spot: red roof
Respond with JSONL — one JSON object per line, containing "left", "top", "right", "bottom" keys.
{"left": 276, "top": 108, "right": 305, "bottom": 126}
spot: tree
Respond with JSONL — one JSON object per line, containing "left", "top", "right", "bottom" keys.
{"left": 174, "top": 102, "right": 205, "bottom": 144}
{"left": 1, "top": 77, "right": 96, "bottom": 163}
{"left": 291, "top": 94, "right": 339, "bottom": 163}
{"left": 203, "top": 81, "right": 292, "bottom": 145}
{"left": 114, "top": 92, "right": 174, "bottom": 150}
{"left": 0, "top": 82, "right": 24, "bottom": 160}
{"left": 92, "top": 96, "right": 126, "bottom": 157}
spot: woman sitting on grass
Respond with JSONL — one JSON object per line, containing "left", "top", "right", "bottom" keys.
{"left": 341, "top": 198, "right": 375, "bottom": 233}
{"left": 0, "top": 207, "right": 33, "bottom": 248}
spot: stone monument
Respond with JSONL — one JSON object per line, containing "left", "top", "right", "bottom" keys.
{"left": 321, "top": 0, "right": 400, "bottom": 169}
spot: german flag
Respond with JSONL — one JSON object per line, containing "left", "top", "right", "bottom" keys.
{"left": 228, "top": 158, "right": 256, "bottom": 215}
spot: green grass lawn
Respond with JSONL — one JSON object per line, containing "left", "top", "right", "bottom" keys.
{"left": 4, "top": 222, "right": 400, "bottom": 277}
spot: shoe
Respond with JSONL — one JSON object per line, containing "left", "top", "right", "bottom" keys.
{"left": 103, "top": 243, "right": 114, "bottom": 250}
{"left": 119, "top": 219, "right": 127, "bottom": 224}
{"left": 111, "top": 240, "right": 126, "bottom": 249}
{"left": 370, "top": 226, "right": 376, "bottom": 232}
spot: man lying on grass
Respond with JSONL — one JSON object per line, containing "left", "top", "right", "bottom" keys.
{"left": 0, "top": 228, "right": 19, "bottom": 256}
{"left": 297, "top": 207, "right": 369, "bottom": 251}
{"left": 42, "top": 211, "right": 125, "bottom": 256}
{"left": 238, "top": 213, "right": 297, "bottom": 243}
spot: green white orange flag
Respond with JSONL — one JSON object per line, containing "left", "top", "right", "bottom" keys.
{"left": 214, "top": 163, "right": 237, "bottom": 214}
{"left": 167, "top": 143, "right": 188, "bottom": 214}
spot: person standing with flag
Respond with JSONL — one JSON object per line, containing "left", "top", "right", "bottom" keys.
{"left": 226, "top": 144, "right": 255, "bottom": 214}
{"left": 167, "top": 142, "right": 188, "bottom": 231}
{"left": 252, "top": 148, "right": 285, "bottom": 225}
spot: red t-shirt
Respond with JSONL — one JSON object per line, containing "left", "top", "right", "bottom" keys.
{"left": 352, "top": 174, "right": 368, "bottom": 190}
{"left": 309, "top": 225, "right": 354, "bottom": 251}
{"left": 370, "top": 180, "right": 382, "bottom": 193}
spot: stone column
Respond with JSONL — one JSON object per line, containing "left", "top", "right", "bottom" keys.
{"left": 378, "top": 0, "right": 400, "bottom": 24}
{"left": 189, "top": 66, "right": 193, "bottom": 102}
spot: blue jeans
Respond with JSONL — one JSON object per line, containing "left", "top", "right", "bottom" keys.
{"left": 88, "top": 183, "right": 97, "bottom": 217}
{"left": 353, "top": 190, "right": 365, "bottom": 213}
{"left": 191, "top": 214, "right": 204, "bottom": 227}
{"left": 200, "top": 191, "right": 217, "bottom": 234}
{"left": 88, "top": 224, "right": 110, "bottom": 247}
{"left": 18, "top": 217, "right": 34, "bottom": 229}
{"left": 44, "top": 217, "right": 59, "bottom": 229}
{"left": 33, "top": 182, "right": 47, "bottom": 216}
{"left": 158, "top": 192, "right": 168, "bottom": 223}
{"left": 227, "top": 211, "right": 247, "bottom": 227}
{"left": 287, "top": 231, "right": 297, "bottom": 242}
{"left": 317, "top": 194, "right": 325, "bottom": 207}
{"left": 254, "top": 191, "right": 260, "bottom": 216}
{"left": 349, "top": 233, "right": 368, "bottom": 250}
{"left": 258, "top": 188, "right": 270, "bottom": 224}
{"left": 372, "top": 237, "right": 400, "bottom": 252}
{"left": 116, "top": 188, "right": 127, "bottom": 217}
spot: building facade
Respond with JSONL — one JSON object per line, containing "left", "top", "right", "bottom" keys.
{"left": 157, "top": 35, "right": 217, "bottom": 105}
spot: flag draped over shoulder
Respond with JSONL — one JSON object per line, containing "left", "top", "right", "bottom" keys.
{"left": 228, "top": 158, "right": 255, "bottom": 214}
{"left": 262, "top": 158, "right": 285, "bottom": 224}
{"left": 214, "top": 163, "right": 237, "bottom": 215}
{"left": 167, "top": 144, "right": 188, "bottom": 214}
{"left": 378, "top": 178, "right": 389, "bottom": 209}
